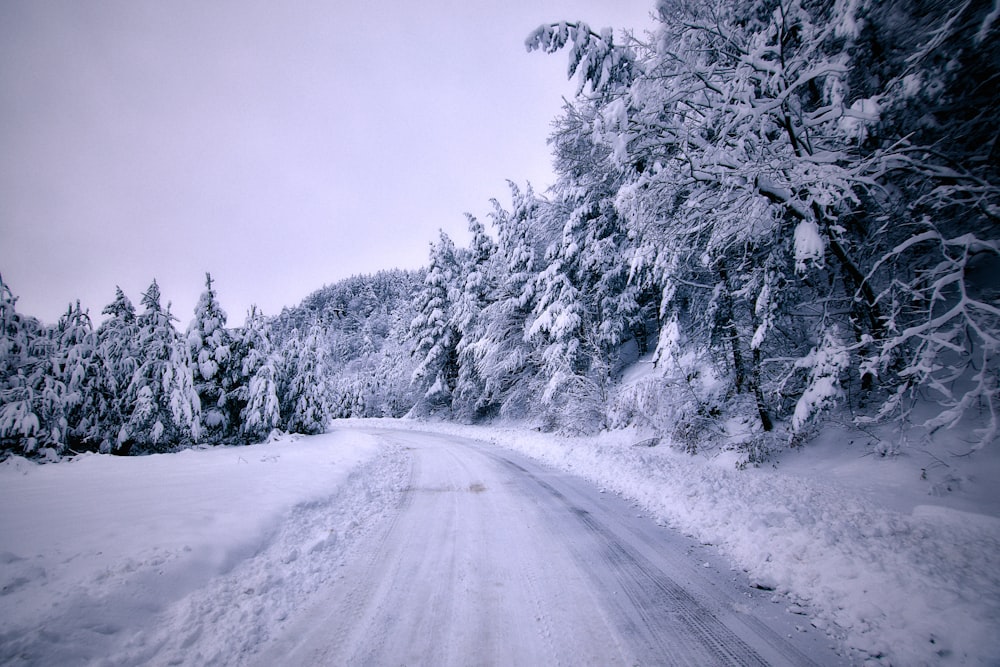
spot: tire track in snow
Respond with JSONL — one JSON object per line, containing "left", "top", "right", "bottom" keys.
{"left": 256, "top": 428, "right": 842, "bottom": 666}
{"left": 102, "top": 444, "right": 411, "bottom": 667}
{"left": 496, "top": 457, "right": 762, "bottom": 665}
{"left": 491, "top": 450, "right": 823, "bottom": 667}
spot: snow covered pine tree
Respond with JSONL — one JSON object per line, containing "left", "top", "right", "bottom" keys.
{"left": 187, "top": 273, "right": 235, "bottom": 443}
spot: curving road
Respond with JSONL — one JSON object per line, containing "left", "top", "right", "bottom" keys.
{"left": 255, "top": 428, "right": 845, "bottom": 666}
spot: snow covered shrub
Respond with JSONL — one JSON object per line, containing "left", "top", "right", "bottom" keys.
{"left": 608, "top": 338, "right": 728, "bottom": 455}
{"left": 608, "top": 377, "right": 670, "bottom": 433}
{"left": 790, "top": 328, "right": 851, "bottom": 432}
{"left": 540, "top": 369, "right": 608, "bottom": 435}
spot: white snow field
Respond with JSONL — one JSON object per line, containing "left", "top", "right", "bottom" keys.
{"left": 1, "top": 421, "right": 997, "bottom": 665}
{"left": 0, "top": 431, "right": 408, "bottom": 665}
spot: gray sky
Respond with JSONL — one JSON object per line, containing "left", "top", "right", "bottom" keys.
{"left": 0, "top": 0, "right": 655, "bottom": 327}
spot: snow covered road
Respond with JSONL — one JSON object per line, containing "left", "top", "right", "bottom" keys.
{"left": 1, "top": 425, "right": 856, "bottom": 665}
{"left": 256, "top": 427, "right": 844, "bottom": 666}
{"left": 3, "top": 423, "right": 994, "bottom": 665}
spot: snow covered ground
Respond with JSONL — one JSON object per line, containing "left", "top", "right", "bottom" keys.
{"left": 347, "top": 419, "right": 1000, "bottom": 666}
{"left": 2, "top": 420, "right": 997, "bottom": 665}
{"left": 0, "top": 431, "right": 408, "bottom": 665}
{"left": 254, "top": 426, "right": 845, "bottom": 666}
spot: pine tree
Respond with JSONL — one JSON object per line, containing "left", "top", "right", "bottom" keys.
{"left": 54, "top": 302, "right": 106, "bottom": 451}
{"left": 409, "top": 231, "right": 462, "bottom": 414}
{"left": 467, "top": 183, "right": 546, "bottom": 419}
{"left": 452, "top": 214, "right": 497, "bottom": 421}
{"left": 0, "top": 283, "right": 103, "bottom": 456}
{"left": 117, "top": 280, "right": 200, "bottom": 453}
{"left": 0, "top": 276, "right": 46, "bottom": 454}
{"left": 283, "top": 324, "right": 330, "bottom": 435}
{"left": 95, "top": 286, "right": 140, "bottom": 452}
{"left": 187, "top": 273, "right": 234, "bottom": 442}
{"left": 234, "top": 306, "right": 281, "bottom": 441}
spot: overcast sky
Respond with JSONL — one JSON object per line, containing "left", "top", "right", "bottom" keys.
{"left": 1, "top": 0, "right": 655, "bottom": 326}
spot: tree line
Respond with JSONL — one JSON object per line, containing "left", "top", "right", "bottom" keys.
{"left": 403, "top": 0, "right": 999, "bottom": 451}
{"left": 0, "top": 274, "right": 334, "bottom": 455}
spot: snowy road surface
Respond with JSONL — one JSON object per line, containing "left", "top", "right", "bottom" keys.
{"left": 256, "top": 428, "right": 844, "bottom": 666}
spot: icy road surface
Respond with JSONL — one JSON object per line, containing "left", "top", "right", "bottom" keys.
{"left": 256, "top": 428, "right": 844, "bottom": 666}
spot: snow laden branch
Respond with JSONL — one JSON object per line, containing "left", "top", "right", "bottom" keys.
{"left": 523, "top": 0, "right": 999, "bottom": 447}
{"left": 865, "top": 230, "right": 1000, "bottom": 446}
{"left": 526, "top": 21, "right": 637, "bottom": 95}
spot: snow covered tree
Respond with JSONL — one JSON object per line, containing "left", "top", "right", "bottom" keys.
{"left": 466, "top": 183, "right": 548, "bottom": 420}
{"left": 94, "top": 286, "right": 141, "bottom": 452}
{"left": 22, "top": 327, "right": 71, "bottom": 452}
{"left": 281, "top": 324, "right": 330, "bottom": 435}
{"left": 528, "top": 0, "right": 999, "bottom": 446}
{"left": 524, "top": 205, "right": 602, "bottom": 431}
{"left": 451, "top": 214, "right": 497, "bottom": 421}
{"left": 53, "top": 302, "right": 108, "bottom": 451}
{"left": 409, "top": 231, "right": 463, "bottom": 415}
{"left": 3, "top": 284, "right": 113, "bottom": 456}
{"left": 528, "top": 101, "right": 653, "bottom": 431}
{"left": 0, "top": 275, "right": 46, "bottom": 454}
{"left": 848, "top": 0, "right": 1000, "bottom": 446}
{"left": 116, "top": 280, "right": 201, "bottom": 454}
{"left": 187, "top": 273, "right": 234, "bottom": 442}
{"left": 233, "top": 306, "right": 281, "bottom": 441}
{"left": 0, "top": 276, "right": 97, "bottom": 455}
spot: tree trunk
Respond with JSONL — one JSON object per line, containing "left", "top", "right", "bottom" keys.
{"left": 717, "top": 263, "right": 773, "bottom": 432}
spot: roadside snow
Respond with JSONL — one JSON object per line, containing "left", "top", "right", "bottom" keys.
{"left": 0, "top": 431, "right": 407, "bottom": 666}
{"left": 346, "top": 418, "right": 1000, "bottom": 666}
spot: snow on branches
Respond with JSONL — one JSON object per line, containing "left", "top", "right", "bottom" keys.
{"left": 527, "top": 0, "right": 1000, "bottom": 445}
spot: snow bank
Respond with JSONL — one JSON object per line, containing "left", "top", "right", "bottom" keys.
{"left": 0, "top": 431, "right": 407, "bottom": 665}
{"left": 352, "top": 418, "right": 1000, "bottom": 666}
